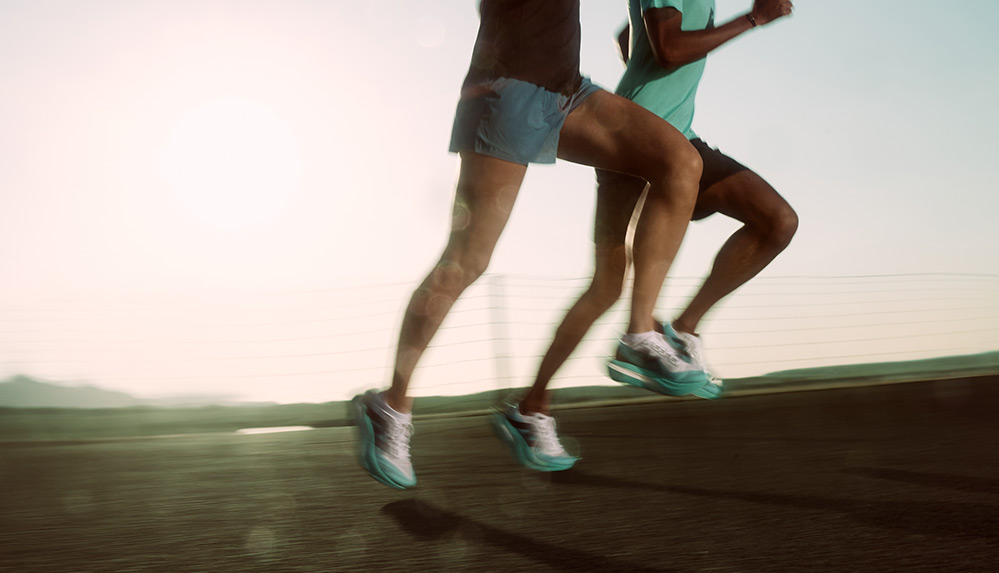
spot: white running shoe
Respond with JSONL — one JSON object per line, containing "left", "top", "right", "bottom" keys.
{"left": 491, "top": 400, "right": 578, "bottom": 471}
{"left": 663, "top": 324, "right": 708, "bottom": 369}
{"left": 608, "top": 332, "right": 710, "bottom": 396}
{"left": 663, "top": 324, "right": 724, "bottom": 399}
{"left": 352, "top": 390, "right": 417, "bottom": 489}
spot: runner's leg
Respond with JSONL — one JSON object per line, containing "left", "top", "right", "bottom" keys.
{"left": 673, "top": 169, "right": 798, "bottom": 335}
{"left": 557, "top": 90, "right": 700, "bottom": 335}
{"left": 385, "top": 152, "right": 527, "bottom": 412}
{"left": 520, "top": 173, "right": 645, "bottom": 414}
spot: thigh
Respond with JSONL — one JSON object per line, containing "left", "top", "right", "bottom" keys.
{"left": 693, "top": 166, "right": 792, "bottom": 225}
{"left": 594, "top": 169, "right": 648, "bottom": 247}
{"left": 445, "top": 151, "right": 528, "bottom": 258}
{"left": 557, "top": 90, "right": 693, "bottom": 178}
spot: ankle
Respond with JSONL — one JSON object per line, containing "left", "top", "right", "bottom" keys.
{"left": 382, "top": 391, "right": 412, "bottom": 414}
{"left": 626, "top": 316, "right": 658, "bottom": 334}
{"left": 519, "top": 401, "right": 548, "bottom": 416}
{"left": 671, "top": 320, "right": 697, "bottom": 336}
{"left": 518, "top": 390, "right": 550, "bottom": 415}
{"left": 623, "top": 331, "right": 658, "bottom": 345}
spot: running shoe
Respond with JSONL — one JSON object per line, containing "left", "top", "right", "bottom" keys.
{"left": 663, "top": 323, "right": 724, "bottom": 400}
{"left": 491, "top": 400, "right": 578, "bottom": 471}
{"left": 351, "top": 390, "right": 417, "bottom": 489}
{"left": 607, "top": 332, "right": 710, "bottom": 396}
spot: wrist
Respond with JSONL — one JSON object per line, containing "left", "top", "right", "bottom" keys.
{"left": 746, "top": 12, "right": 758, "bottom": 28}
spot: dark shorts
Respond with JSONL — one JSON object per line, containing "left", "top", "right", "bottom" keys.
{"left": 593, "top": 138, "right": 750, "bottom": 245}
{"left": 449, "top": 76, "right": 602, "bottom": 165}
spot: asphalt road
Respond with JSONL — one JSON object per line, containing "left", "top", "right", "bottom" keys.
{"left": 2, "top": 376, "right": 997, "bottom": 572}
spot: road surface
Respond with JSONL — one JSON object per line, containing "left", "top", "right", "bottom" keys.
{"left": 2, "top": 376, "right": 997, "bottom": 571}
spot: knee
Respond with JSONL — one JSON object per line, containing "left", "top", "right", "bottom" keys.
{"left": 588, "top": 273, "right": 625, "bottom": 309}
{"left": 429, "top": 254, "right": 488, "bottom": 297}
{"left": 463, "top": 250, "right": 492, "bottom": 282}
{"left": 769, "top": 203, "right": 799, "bottom": 249}
{"left": 674, "top": 143, "right": 703, "bottom": 186}
{"left": 657, "top": 139, "right": 701, "bottom": 182}
{"left": 645, "top": 142, "right": 702, "bottom": 205}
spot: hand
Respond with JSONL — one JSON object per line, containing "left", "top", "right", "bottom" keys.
{"left": 751, "top": 0, "right": 793, "bottom": 26}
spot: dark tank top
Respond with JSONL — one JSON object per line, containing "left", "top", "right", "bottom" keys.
{"left": 464, "top": 0, "right": 583, "bottom": 96}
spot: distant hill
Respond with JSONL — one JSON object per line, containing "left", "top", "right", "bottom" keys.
{"left": 0, "top": 375, "right": 264, "bottom": 409}
{"left": 0, "top": 375, "right": 143, "bottom": 409}
{"left": 740, "top": 350, "right": 999, "bottom": 389}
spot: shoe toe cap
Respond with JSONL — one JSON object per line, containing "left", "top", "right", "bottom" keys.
{"left": 376, "top": 457, "right": 417, "bottom": 488}
{"left": 535, "top": 454, "right": 579, "bottom": 471}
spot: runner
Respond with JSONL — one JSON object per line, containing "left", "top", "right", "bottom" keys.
{"left": 498, "top": 0, "right": 799, "bottom": 471}
{"left": 353, "top": 0, "right": 706, "bottom": 489}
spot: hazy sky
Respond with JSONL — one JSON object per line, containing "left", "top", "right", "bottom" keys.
{"left": 1, "top": 1, "right": 997, "bottom": 402}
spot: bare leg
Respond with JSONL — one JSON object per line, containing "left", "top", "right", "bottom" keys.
{"left": 520, "top": 244, "right": 630, "bottom": 414}
{"left": 520, "top": 170, "right": 646, "bottom": 414}
{"left": 557, "top": 90, "right": 701, "bottom": 335}
{"left": 673, "top": 170, "right": 798, "bottom": 335}
{"left": 385, "top": 152, "right": 527, "bottom": 412}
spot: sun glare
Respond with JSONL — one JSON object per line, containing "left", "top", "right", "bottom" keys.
{"left": 159, "top": 99, "right": 302, "bottom": 231}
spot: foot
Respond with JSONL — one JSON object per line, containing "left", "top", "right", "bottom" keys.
{"left": 663, "top": 324, "right": 724, "bottom": 400}
{"left": 351, "top": 390, "right": 417, "bottom": 489}
{"left": 607, "top": 331, "right": 710, "bottom": 396}
{"left": 491, "top": 399, "right": 578, "bottom": 471}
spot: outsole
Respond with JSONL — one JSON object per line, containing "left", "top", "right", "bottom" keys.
{"left": 490, "top": 411, "right": 576, "bottom": 472}
{"left": 692, "top": 381, "right": 725, "bottom": 400}
{"left": 607, "top": 360, "right": 711, "bottom": 397}
{"left": 352, "top": 396, "right": 410, "bottom": 490}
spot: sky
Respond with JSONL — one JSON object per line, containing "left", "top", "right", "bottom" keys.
{"left": 1, "top": 0, "right": 997, "bottom": 403}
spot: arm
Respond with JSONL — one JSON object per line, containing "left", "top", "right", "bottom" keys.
{"left": 646, "top": 0, "right": 793, "bottom": 71}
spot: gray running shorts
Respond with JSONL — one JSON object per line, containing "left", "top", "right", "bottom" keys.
{"left": 449, "top": 76, "right": 602, "bottom": 165}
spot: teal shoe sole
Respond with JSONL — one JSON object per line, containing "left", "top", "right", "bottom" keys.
{"left": 691, "top": 381, "right": 724, "bottom": 400}
{"left": 490, "top": 411, "right": 577, "bottom": 472}
{"left": 351, "top": 396, "right": 415, "bottom": 489}
{"left": 607, "top": 360, "right": 710, "bottom": 397}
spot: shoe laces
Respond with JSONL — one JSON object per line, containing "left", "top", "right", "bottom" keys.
{"left": 383, "top": 417, "right": 414, "bottom": 461}
{"left": 650, "top": 336, "right": 690, "bottom": 371}
{"left": 637, "top": 334, "right": 677, "bottom": 360}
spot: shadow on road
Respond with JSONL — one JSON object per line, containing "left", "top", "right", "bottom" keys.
{"left": 551, "top": 469, "right": 999, "bottom": 540}
{"left": 843, "top": 467, "right": 999, "bottom": 495}
{"left": 382, "top": 498, "right": 675, "bottom": 572}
